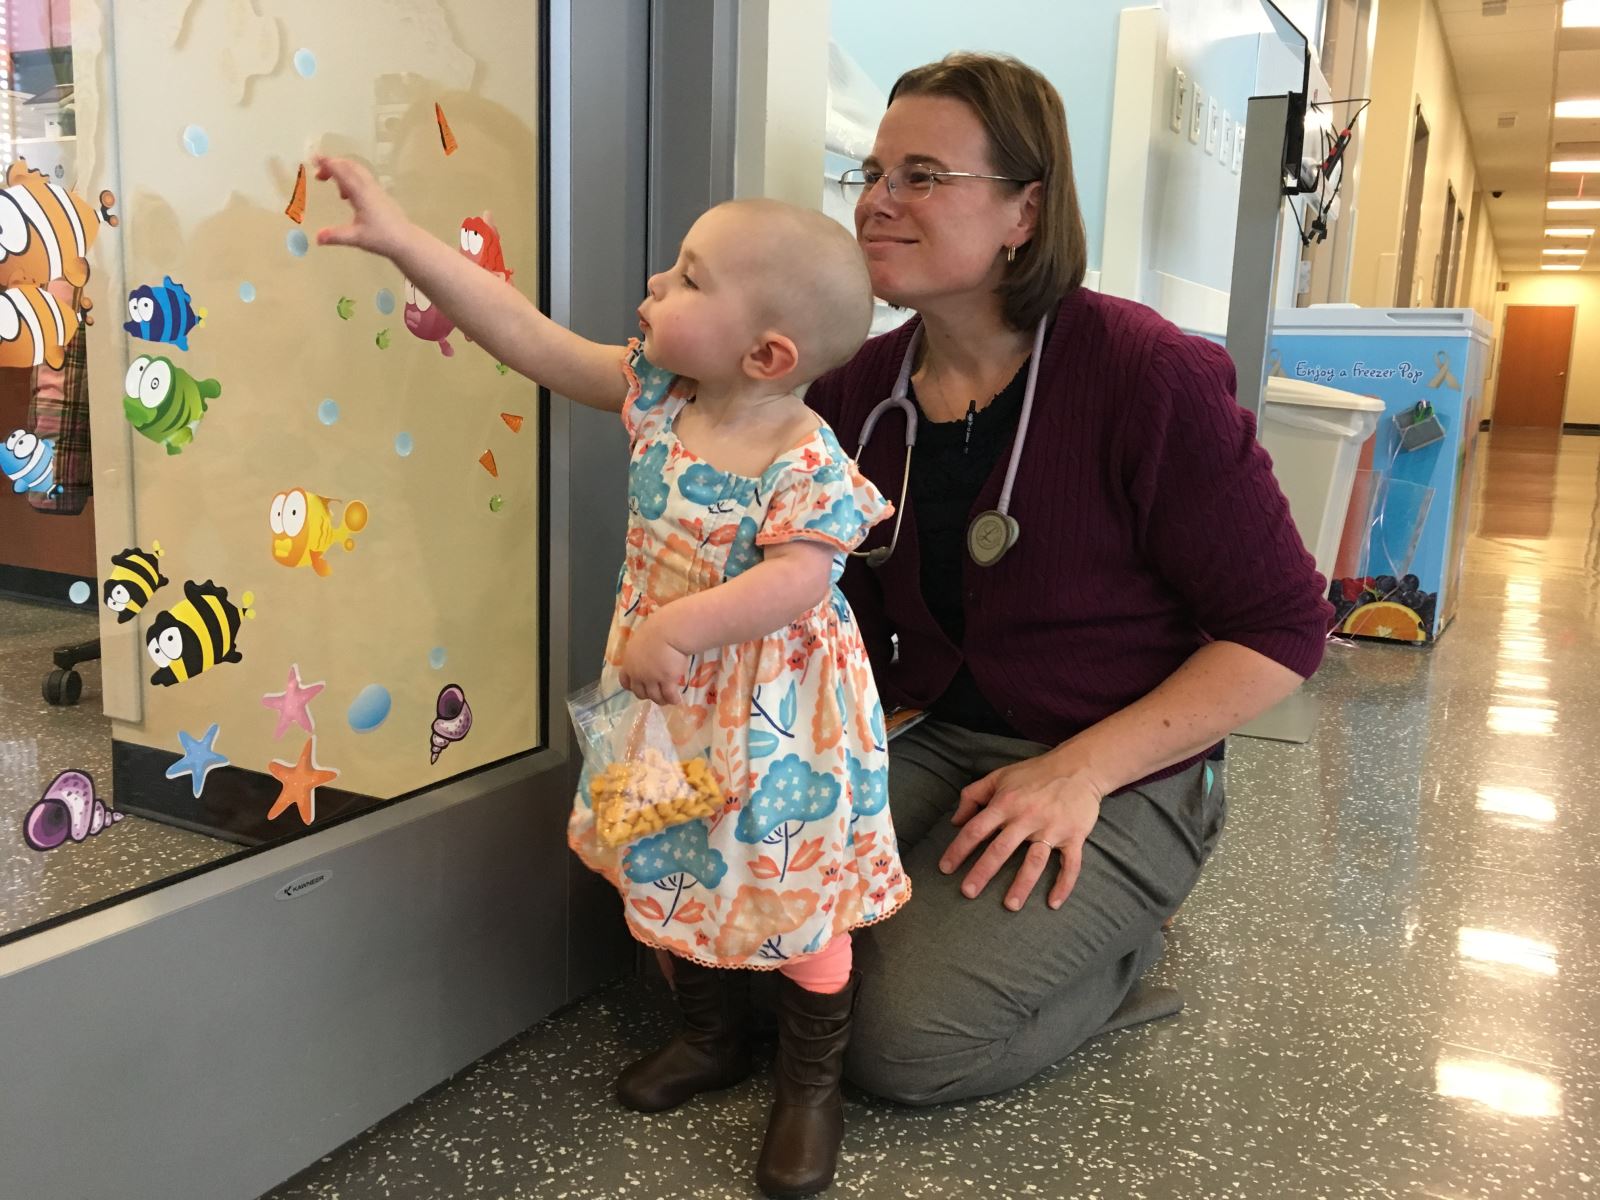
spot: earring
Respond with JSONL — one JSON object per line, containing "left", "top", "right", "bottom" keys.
{"left": 1006, "top": 244, "right": 1017, "bottom": 264}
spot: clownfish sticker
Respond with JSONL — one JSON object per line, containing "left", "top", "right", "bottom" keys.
{"left": 269, "top": 489, "right": 369, "bottom": 577}
{"left": 103, "top": 541, "right": 169, "bottom": 623}
{"left": 0, "top": 284, "right": 79, "bottom": 370}
{"left": 146, "top": 580, "right": 254, "bottom": 687}
{"left": 0, "top": 159, "right": 117, "bottom": 290}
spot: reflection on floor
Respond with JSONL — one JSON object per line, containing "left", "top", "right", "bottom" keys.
{"left": 0, "top": 597, "right": 229, "bottom": 941}
{"left": 251, "top": 427, "right": 1593, "bottom": 1197}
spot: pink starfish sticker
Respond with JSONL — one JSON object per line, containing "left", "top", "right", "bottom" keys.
{"left": 261, "top": 664, "right": 326, "bottom": 739}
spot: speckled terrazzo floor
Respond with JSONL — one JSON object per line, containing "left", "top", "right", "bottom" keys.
{"left": 258, "top": 428, "right": 1600, "bottom": 1199}
{"left": 0, "top": 596, "right": 232, "bottom": 941}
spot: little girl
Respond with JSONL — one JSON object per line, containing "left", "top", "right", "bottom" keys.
{"left": 316, "top": 158, "right": 910, "bottom": 1198}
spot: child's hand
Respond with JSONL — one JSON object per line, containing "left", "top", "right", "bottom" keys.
{"left": 314, "top": 155, "right": 413, "bottom": 258}
{"left": 619, "top": 617, "right": 690, "bottom": 707}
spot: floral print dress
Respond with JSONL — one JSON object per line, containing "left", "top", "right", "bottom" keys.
{"left": 568, "top": 344, "right": 912, "bottom": 969}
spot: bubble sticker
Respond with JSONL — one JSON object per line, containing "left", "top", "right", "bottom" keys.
{"left": 293, "top": 48, "right": 318, "bottom": 78}
{"left": 317, "top": 398, "right": 340, "bottom": 425}
{"left": 239, "top": 281, "right": 257, "bottom": 303}
{"left": 287, "top": 228, "right": 310, "bottom": 257}
{"left": 488, "top": 494, "right": 504, "bottom": 512}
{"left": 394, "top": 432, "right": 414, "bottom": 457}
{"left": 23, "top": 770, "right": 122, "bottom": 851}
{"left": 375, "top": 288, "right": 396, "bottom": 315}
{"left": 182, "top": 125, "right": 210, "bottom": 156}
{"left": 429, "top": 646, "right": 447, "bottom": 670}
{"left": 68, "top": 580, "right": 90, "bottom": 604}
{"left": 347, "top": 684, "right": 392, "bottom": 733}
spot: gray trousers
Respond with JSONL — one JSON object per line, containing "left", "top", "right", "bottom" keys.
{"left": 844, "top": 720, "right": 1227, "bottom": 1106}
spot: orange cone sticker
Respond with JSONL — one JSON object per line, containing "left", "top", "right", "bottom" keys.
{"left": 284, "top": 163, "right": 307, "bottom": 224}
{"left": 436, "top": 103, "right": 458, "bottom": 156}
{"left": 478, "top": 449, "right": 498, "bottom": 477}
{"left": 500, "top": 412, "right": 523, "bottom": 433}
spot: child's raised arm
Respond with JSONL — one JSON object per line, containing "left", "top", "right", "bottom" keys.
{"left": 315, "top": 156, "right": 628, "bottom": 412}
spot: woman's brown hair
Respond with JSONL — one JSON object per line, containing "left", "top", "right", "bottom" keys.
{"left": 888, "top": 53, "right": 1087, "bottom": 330}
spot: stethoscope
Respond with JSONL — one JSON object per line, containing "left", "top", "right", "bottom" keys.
{"left": 851, "top": 314, "right": 1048, "bottom": 568}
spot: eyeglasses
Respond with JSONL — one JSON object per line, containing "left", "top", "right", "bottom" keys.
{"left": 838, "top": 164, "right": 1033, "bottom": 203}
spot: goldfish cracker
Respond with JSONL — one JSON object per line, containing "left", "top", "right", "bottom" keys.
{"left": 589, "top": 752, "right": 724, "bottom": 848}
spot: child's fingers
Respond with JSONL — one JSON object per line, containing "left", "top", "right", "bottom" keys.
{"left": 315, "top": 224, "right": 363, "bottom": 248}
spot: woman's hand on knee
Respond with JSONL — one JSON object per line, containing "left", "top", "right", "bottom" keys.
{"left": 939, "top": 750, "right": 1106, "bottom": 911}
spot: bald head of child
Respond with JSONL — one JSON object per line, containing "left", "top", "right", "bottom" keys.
{"left": 686, "top": 199, "right": 874, "bottom": 389}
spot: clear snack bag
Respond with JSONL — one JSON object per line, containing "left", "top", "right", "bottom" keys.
{"left": 566, "top": 682, "right": 722, "bottom": 847}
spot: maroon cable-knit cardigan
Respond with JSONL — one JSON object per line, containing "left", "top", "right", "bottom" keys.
{"left": 806, "top": 287, "right": 1333, "bottom": 786}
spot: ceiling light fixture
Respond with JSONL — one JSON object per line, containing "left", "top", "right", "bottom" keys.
{"left": 1548, "top": 199, "right": 1600, "bottom": 210}
{"left": 1546, "top": 227, "right": 1596, "bottom": 236}
{"left": 1543, "top": 264, "right": 1583, "bottom": 270}
{"left": 1563, "top": 0, "right": 1600, "bottom": 28}
{"left": 1555, "top": 100, "right": 1600, "bottom": 119}
{"left": 1552, "top": 160, "right": 1600, "bottom": 173}
{"left": 1544, "top": 248, "right": 1587, "bottom": 255}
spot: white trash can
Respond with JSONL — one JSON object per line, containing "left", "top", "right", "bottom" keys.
{"left": 1260, "top": 377, "right": 1385, "bottom": 581}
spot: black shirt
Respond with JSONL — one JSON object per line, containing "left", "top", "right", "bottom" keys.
{"left": 906, "top": 361, "right": 1029, "bottom": 737}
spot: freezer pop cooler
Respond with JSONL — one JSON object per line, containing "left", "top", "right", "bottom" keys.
{"left": 1267, "top": 307, "right": 1491, "bottom": 644}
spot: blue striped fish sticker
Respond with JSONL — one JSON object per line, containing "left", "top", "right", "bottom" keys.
{"left": 125, "top": 276, "right": 201, "bottom": 352}
{"left": 1, "top": 427, "right": 57, "bottom": 494}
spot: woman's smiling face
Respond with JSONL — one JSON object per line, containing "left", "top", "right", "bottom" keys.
{"left": 855, "top": 95, "right": 1030, "bottom": 311}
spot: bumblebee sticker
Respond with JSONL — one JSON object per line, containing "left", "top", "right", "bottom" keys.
{"left": 146, "top": 580, "right": 255, "bottom": 687}
{"left": 103, "top": 541, "right": 169, "bottom": 623}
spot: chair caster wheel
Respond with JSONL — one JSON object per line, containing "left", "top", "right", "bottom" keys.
{"left": 43, "top": 668, "right": 83, "bottom": 707}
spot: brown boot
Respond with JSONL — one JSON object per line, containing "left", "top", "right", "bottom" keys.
{"left": 756, "top": 973, "right": 859, "bottom": 1198}
{"left": 616, "top": 958, "right": 754, "bottom": 1113}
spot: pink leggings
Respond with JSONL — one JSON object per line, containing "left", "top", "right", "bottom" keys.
{"left": 778, "top": 933, "right": 853, "bottom": 994}
{"left": 657, "top": 933, "right": 853, "bottom": 994}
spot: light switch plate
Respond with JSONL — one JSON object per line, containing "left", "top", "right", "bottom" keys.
{"left": 1205, "top": 96, "right": 1220, "bottom": 155}
{"left": 1221, "top": 112, "right": 1234, "bottom": 162}
{"left": 1171, "top": 68, "right": 1189, "bottom": 134}
{"left": 1233, "top": 125, "right": 1245, "bottom": 173}
{"left": 1190, "top": 86, "right": 1205, "bottom": 143}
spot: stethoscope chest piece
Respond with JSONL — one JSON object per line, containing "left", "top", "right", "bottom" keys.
{"left": 967, "top": 509, "right": 1020, "bottom": 567}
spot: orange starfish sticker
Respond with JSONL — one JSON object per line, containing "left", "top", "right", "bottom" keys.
{"left": 266, "top": 737, "right": 338, "bottom": 825}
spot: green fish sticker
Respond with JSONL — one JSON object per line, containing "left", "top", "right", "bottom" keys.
{"left": 375, "top": 328, "right": 391, "bottom": 350}
{"left": 336, "top": 296, "right": 355, "bottom": 320}
{"left": 123, "top": 356, "right": 222, "bottom": 455}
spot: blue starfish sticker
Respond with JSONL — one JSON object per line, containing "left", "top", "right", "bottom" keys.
{"left": 166, "top": 724, "right": 228, "bottom": 799}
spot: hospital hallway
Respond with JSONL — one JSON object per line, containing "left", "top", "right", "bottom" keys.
{"left": 268, "top": 425, "right": 1600, "bottom": 1199}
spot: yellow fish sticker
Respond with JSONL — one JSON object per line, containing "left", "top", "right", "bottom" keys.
{"left": 269, "top": 489, "right": 369, "bottom": 577}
